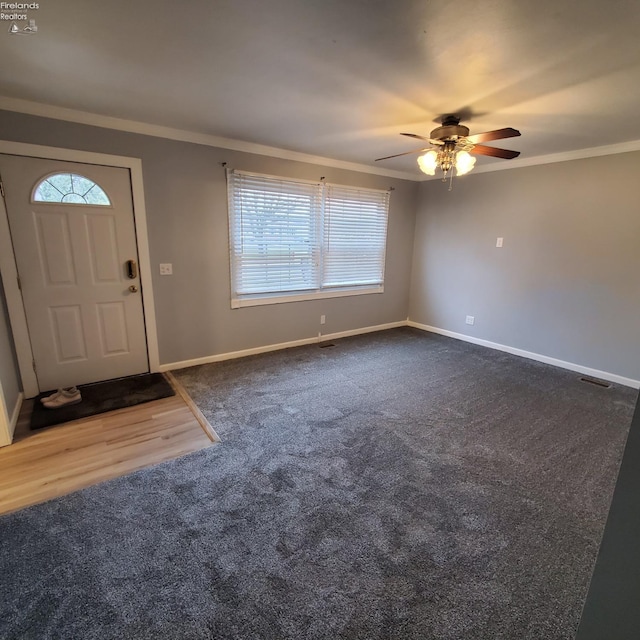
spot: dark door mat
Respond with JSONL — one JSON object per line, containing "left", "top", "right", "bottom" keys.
{"left": 30, "top": 373, "right": 175, "bottom": 431}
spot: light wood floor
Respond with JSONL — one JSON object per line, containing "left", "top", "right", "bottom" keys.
{"left": 0, "top": 378, "right": 219, "bottom": 516}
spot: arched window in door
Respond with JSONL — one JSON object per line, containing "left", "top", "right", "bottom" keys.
{"left": 32, "top": 173, "right": 111, "bottom": 206}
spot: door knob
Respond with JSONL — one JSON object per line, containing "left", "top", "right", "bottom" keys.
{"left": 129, "top": 285, "right": 138, "bottom": 293}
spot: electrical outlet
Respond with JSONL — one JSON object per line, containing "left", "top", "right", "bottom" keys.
{"left": 465, "top": 315, "right": 475, "bottom": 325}
{"left": 320, "top": 315, "right": 326, "bottom": 325}
{"left": 159, "top": 263, "right": 173, "bottom": 275}
{"left": 496, "top": 237, "right": 504, "bottom": 248}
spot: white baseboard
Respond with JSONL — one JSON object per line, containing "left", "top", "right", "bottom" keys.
{"left": 408, "top": 321, "right": 640, "bottom": 389}
{"left": 160, "top": 321, "right": 408, "bottom": 372}
{"left": 160, "top": 318, "right": 639, "bottom": 390}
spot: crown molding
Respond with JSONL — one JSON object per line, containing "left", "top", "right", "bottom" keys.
{"left": 419, "top": 139, "right": 640, "bottom": 181}
{"left": 0, "top": 95, "right": 417, "bottom": 182}
{"left": 472, "top": 139, "right": 640, "bottom": 174}
{"left": 2, "top": 95, "right": 639, "bottom": 183}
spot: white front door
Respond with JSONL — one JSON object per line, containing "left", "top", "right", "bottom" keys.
{"left": 0, "top": 154, "right": 149, "bottom": 391}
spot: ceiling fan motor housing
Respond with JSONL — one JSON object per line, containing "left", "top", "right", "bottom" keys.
{"left": 430, "top": 121, "right": 470, "bottom": 141}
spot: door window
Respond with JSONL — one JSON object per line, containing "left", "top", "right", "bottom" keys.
{"left": 32, "top": 173, "right": 111, "bottom": 206}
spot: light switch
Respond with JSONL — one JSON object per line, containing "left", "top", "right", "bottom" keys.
{"left": 496, "top": 237, "right": 504, "bottom": 248}
{"left": 159, "top": 263, "right": 173, "bottom": 275}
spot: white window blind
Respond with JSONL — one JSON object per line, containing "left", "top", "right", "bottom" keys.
{"left": 228, "top": 170, "right": 389, "bottom": 307}
{"left": 229, "top": 172, "right": 321, "bottom": 296}
{"left": 322, "top": 184, "right": 389, "bottom": 288}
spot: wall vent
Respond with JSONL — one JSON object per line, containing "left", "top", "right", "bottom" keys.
{"left": 579, "top": 376, "right": 611, "bottom": 388}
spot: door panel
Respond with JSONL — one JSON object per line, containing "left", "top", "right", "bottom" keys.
{"left": 50, "top": 305, "right": 87, "bottom": 361}
{"left": 35, "top": 211, "right": 77, "bottom": 285}
{"left": 86, "top": 213, "right": 120, "bottom": 283}
{"left": 96, "top": 302, "right": 130, "bottom": 355}
{"left": 0, "top": 154, "right": 149, "bottom": 390}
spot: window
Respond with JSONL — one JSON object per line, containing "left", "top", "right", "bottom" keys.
{"left": 228, "top": 170, "right": 389, "bottom": 308}
{"left": 32, "top": 173, "right": 111, "bottom": 206}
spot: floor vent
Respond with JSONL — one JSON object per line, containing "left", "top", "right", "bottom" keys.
{"left": 318, "top": 342, "right": 336, "bottom": 349}
{"left": 579, "top": 376, "right": 611, "bottom": 388}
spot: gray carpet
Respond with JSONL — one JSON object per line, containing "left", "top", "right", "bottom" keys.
{"left": 0, "top": 328, "right": 636, "bottom": 639}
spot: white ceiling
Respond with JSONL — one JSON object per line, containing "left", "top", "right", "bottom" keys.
{"left": 1, "top": 0, "right": 640, "bottom": 178}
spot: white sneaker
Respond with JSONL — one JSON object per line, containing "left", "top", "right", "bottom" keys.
{"left": 40, "top": 389, "right": 62, "bottom": 404}
{"left": 40, "top": 387, "right": 79, "bottom": 404}
{"left": 42, "top": 387, "right": 82, "bottom": 409}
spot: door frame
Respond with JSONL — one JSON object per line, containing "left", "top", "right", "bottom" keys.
{"left": 0, "top": 140, "right": 160, "bottom": 398}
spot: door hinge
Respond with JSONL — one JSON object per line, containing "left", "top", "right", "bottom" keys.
{"left": 17, "top": 275, "right": 21, "bottom": 291}
{"left": 0, "top": 180, "right": 4, "bottom": 198}
{"left": 32, "top": 359, "right": 37, "bottom": 373}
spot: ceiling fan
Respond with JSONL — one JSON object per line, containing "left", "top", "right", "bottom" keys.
{"left": 376, "top": 115, "right": 521, "bottom": 181}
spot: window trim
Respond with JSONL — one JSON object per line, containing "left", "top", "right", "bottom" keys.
{"left": 227, "top": 169, "right": 389, "bottom": 309}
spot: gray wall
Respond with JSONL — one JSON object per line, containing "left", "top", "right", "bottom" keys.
{"left": 4, "top": 108, "right": 636, "bottom": 382}
{"left": 0, "top": 110, "right": 417, "bottom": 365}
{"left": 0, "top": 276, "right": 21, "bottom": 422}
{"left": 409, "top": 152, "right": 640, "bottom": 381}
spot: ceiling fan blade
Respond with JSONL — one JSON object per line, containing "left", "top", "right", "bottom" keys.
{"left": 375, "top": 147, "right": 429, "bottom": 161}
{"left": 465, "top": 127, "right": 521, "bottom": 144}
{"left": 400, "top": 132, "right": 430, "bottom": 142}
{"left": 470, "top": 144, "right": 520, "bottom": 159}
{"left": 401, "top": 133, "right": 444, "bottom": 146}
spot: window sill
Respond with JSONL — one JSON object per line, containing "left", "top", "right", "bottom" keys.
{"left": 231, "top": 285, "right": 384, "bottom": 309}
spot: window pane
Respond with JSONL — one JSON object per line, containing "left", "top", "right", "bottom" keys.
{"left": 33, "top": 180, "right": 63, "bottom": 202}
{"left": 322, "top": 185, "right": 389, "bottom": 287}
{"left": 83, "top": 184, "right": 111, "bottom": 205}
{"left": 61, "top": 193, "right": 86, "bottom": 204}
{"left": 71, "top": 174, "right": 96, "bottom": 196}
{"left": 229, "top": 172, "right": 320, "bottom": 296}
{"left": 47, "top": 173, "right": 73, "bottom": 194}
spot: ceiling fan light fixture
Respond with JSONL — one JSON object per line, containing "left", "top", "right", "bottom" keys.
{"left": 455, "top": 150, "right": 476, "bottom": 176}
{"left": 417, "top": 147, "right": 476, "bottom": 179}
{"left": 417, "top": 149, "right": 438, "bottom": 175}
